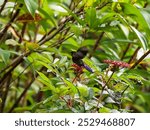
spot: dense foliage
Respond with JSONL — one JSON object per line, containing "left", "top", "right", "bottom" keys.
{"left": 0, "top": 0, "right": 150, "bottom": 113}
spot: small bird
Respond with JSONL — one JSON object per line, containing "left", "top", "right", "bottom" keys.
{"left": 71, "top": 46, "right": 93, "bottom": 73}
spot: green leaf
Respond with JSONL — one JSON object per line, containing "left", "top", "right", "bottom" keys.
{"left": 107, "top": 48, "right": 120, "bottom": 59}
{"left": 120, "top": 76, "right": 134, "bottom": 89}
{"left": 132, "top": 104, "right": 146, "bottom": 112}
{"left": 24, "top": 0, "right": 38, "bottom": 16}
{"left": 99, "top": 107, "right": 110, "bottom": 113}
{"left": 37, "top": 71, "right": 50, "bottom": 82}
{"left": 39, "top": 8, "right": 57, "bottom": 28}
{"left": 119, "top": 2, "right": 150, "bottom": 38}
{"left": 140, "top": 9, "right": 150, "bottom": 32}
{"left": 130, "top": 26, "right": 148, "bottom": 50}
{"left": 37, "top": 53, "right": 52, "bottom": 63}
{"left": 70, "top": 25, "right": 82, "bottom": 36}
{"left": 127, "top": 69, "right": 150, "bottom": 79}
{"left": 5, "top": 39, "right": 19, "bottom": 46}
{"left": 98, "top": 13, "right": 116, "bottom": 25}
{"left": 58, "top": 3, "right": 84, "bottom": 25}
{"left": 77, "top": 83, "right": 89, "bottom": 98}
{"left": 31, "top": 102, "right": 43, "bottom": 112}
{"left": 88, "top": 88, "right": 94, "bottom": 99}
{"left": 43, "top": 95, "right": 59, "bottom": 104}
{"left": 59, "top": 56, "right": 68, "bottom": 65}
{"left": 14, "top": 106, "right": 33, "bottom": 112}
{"left": 85, "top": 7, "right": 98, "bottom": 28}
{"left": 37, "top": 61, "right": 55, "bottom": 73}
{"left": 37, "top": 71, "right": 57, "bottom": 92}
{"left": 63, "top": 79, "right": 78, "bottom": 95}
{"left": 0, "top": 48, "right": 10, "bottom": 64}
{"left": 83, "top": 0, "right": 96, "bottom": 7}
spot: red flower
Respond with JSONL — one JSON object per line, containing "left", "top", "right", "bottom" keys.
{"left": 103, "top": 60, "right": 130, "bottom": 68}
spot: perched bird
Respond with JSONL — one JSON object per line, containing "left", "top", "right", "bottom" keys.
{"left": 71, "top": 46, "right": 93, "bottom": 73}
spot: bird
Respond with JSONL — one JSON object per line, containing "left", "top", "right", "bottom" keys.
{"left": 71, "top": 46, "right": 93, "bottom": 73}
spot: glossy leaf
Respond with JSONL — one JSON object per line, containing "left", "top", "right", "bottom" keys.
{"left": 24, "top": 0, "right": 38, "bottom": 16}
{"left": 0, "top": 48, "right": 10, "bottom": 64}
{"left": 130, "top": 26, "right": 148, "bottom": 50}
{"left": 37, "top": 71, "right": 57, "bottom": 92}
{"left": 85, "top": 7, "right": 99, "bottom": 29}
{"left": 119, "top": 2, "right": 150, "bottom": 38}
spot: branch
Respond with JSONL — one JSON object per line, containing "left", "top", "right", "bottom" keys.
{"left": 127, "top": 2, "right": 148, "bottom": 64}
{"left": 9, "top": 62, "right": 33, "bottom": 85}
{"left": 130, "top": 50, "right": 150, "bottom": 69}
{"left": 50, "top": 33, "right": 74, "bottom": 48}
{"left": 89, "top": 32, "right": 104, "bottom": 58}
{"left": 121, "top": 85, "right": 129, "bottom": 95}
{"left": 38, "top": 24, "right": 66, "bottom": 45}
{"left": 96, "top": 70, "right": 115, "bottom": 112}
{"left": 96, "top": 1, "right": 111, "bottom": 10}
{"left": 0, "top": 3, "right": 23, "bottom": 41}
{"left": 8, "top": 76, "right": 35, "bottom": 112}
{"left": 121, "top": 43, "right": 131, "bottom": 60}
{"left": 128, "top": 47, "right": 140, "bottom": 64}
{"left": 33, "top": 24, "right": 40, "bottom": 42}
{"left": 38, "top": 5, "right": 83, "bottom": 43}
{"left": 8, "top": 67, "right": 46, "bottom": 113}
{"left": 18, "top": 22, "right": 27, "bottom": 43}
{"left": 0, "top": 74, "right": 11, "bottom": 112}
{"left": 0, "top": 52, "right": 30, "bottom": 88}
{"left": 0, "top": 18, "right": 73, "bottom": 88}
{"left": 0, "top": 0, "right": 8, "bottom": 15}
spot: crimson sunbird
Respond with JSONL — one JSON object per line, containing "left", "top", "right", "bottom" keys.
{"left": 71, "top": 46, "right": 93, "bottom": 73}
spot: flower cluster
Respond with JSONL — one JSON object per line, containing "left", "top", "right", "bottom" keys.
{"left": 103, "top": 59, "right": 130, "bottom": 68}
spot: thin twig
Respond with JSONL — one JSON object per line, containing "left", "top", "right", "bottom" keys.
{"left": 89, "top": 32, "right": 104, "bottom": 58}
{"left": 130, "top": 50, "right": 150, "bottom": 69}
{"left": 38, "top": 5, "right": 83, "bottom": 43}
{"left": 38, "top": 24, "right": 66, "bottom": 45}
{"left": 127, "top": 3, "right": 148, "bottom": 64}
{"left": 0, "top": 74, "right": 11, "bottom": 112}
{"left": 8, "top": 25, "right": 21, "bottom": 39}
{"left": 128, "top": 47, "right": 140, "bottom": 64}
{"left": 38, "top": 27, "right": 56, "bottom": 43}
{"left": 96, "top": 1, "right": 111, "bottom": 10}
{"left": 50, "top": 33, "right": 74, "bottom": 48}
{"left": 8, "top": 67, "right": 45, "bottom": 113}
{"left": 0, "top": 0, "right": 8, "bottom": 15}
{"left": 0, "top": 3, "right": 23, "bottom": 41}
{"left": 96, "top": 70, "right": 115, "bottom": 112}
{"left": 0, "top": 31, "right": 73, "bottom": 88}
{"left": 18, "top": 22, "right": 27, "bottom": 43}
{"left": 72, "top": 73, "right": 82, "bottom": 83}
{"left": 9, "top": 62, "right": 33, "bottom": 85}
{"left": 33, "top": 24, "right": 40, "bottom": 43}
{"left": 0, "top": 52, "right": 30, "bottom": 88}
{"left": 121, "top": 43, "right": 131, "bottom": 60}
{"left": 121, "top": 85, "right": 129, "bottom": 95}
{"left": 8, "top": 76, "right": 35, "bottom": 112}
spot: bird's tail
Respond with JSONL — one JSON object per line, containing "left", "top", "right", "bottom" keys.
{"left": 83, "top": 64, "right": 94, "bottom": 73}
